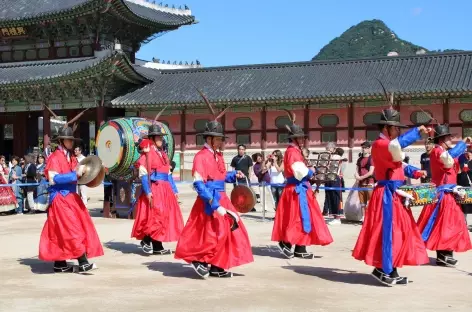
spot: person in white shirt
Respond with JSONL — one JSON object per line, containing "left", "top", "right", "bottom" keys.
{"left": 74, "top": 146, "right": 87, "bottom": 206}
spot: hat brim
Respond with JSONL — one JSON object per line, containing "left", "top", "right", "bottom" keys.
{"left": 52, "top": 136, "right": 82, "bottom": 142}
{"left": 373, "top": 120, "right": 409, "bottom": 128}
{"left": 198, "top": 132, "right": 228, "bottom": 138}
{"left": 433, "top": 132, "right": 456, "bottom": 139}
{"left": 147, "top": 132, "right": 168, "bottom": 137}
{"left": 288, "top": 133, "right": 308, "bottom": 139}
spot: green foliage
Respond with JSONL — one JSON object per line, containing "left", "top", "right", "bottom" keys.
{"left": 312, "top": 20, "right": 460, "bottom": 61}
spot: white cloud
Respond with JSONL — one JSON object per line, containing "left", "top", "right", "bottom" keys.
{"left": 412, "top": 7, "right": 423, "bottom": 16}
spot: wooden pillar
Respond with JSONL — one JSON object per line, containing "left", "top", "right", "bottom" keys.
{"left": 0, "top": 124, "right": 5, "bottom": 154}
{"left": 304, "top": 104, "right": 310, "bottom": 148}
{"left": 443, "top": 98, "right": 450, "bottom": 124}
{"left": 180, "top": 108, "right": 186, "bottom": 181}
{"left": 95, "top": 106, "right": 106, "bottom": 139}
{"left": 43, "top": 107, "right": 51, "bottom": 149}
{"left": 261, "top": 105, "right": 267, "bottom": 156}
{"left": 13, "top": 112, "right": 27, "bottom": 157}
{"left": 347, "top": 102, "right": 354, "bottom": 162}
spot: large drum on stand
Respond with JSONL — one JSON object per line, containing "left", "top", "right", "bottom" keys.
{"left": 96, "top": 117, "right": 175, "bottom": 218}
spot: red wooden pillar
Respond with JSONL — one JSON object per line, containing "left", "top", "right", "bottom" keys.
{"left": 261, "top": 105, "right": 267, "bottom": 157}
{"left": 443, "top": 98, "right": 450, "bottom": 124}
{"left": 304, "top": 104, "right": 310, "bottom": 148}
{"left": 43, "top": 107, "right": 51, "bottom": 149}
{"left": 347, "top": 102, "right": 354, "bottom": 162}
{"left": 180, "top": 108, "right": 186, "bottom": 181}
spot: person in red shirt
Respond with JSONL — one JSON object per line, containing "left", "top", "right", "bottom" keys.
{"left": 39, "top": 123, "right": 103, "bottom": 274}
{"left": 174, "top": 91, "right": 253, "bottom": 279}
{"left": 271, "top": 111, "right": 333, "bottom": 259}
{"left": 416, "top": 125, "right": 472, "bottom": 266}
{"left": 352, "top": 106, "right": 430, "bottom": 286}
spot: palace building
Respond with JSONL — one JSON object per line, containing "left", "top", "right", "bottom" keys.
{"left": 1, "top": 1, "right": 472, "bottom": 169}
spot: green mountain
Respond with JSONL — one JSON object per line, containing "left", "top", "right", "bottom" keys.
{"left": 312, "top": 20, "right": 461, "bottom": 61}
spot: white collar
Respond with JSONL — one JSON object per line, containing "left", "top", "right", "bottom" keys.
{"left": 204, "top": 143, "right": 214, "bottom": 153}
{"left": 379, "top": 133, "right": 388, "bottom": 140}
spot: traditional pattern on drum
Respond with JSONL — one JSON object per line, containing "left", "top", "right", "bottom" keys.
{"left": 399, "top": 183, "right": 437, "bottom": 206}
{"left": 455, "top": 187, "right": 472, "bottom": 204}
{"left": 97, "top": 118, "right": 175, "bottom": 180}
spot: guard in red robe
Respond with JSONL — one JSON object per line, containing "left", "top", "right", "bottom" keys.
{"left": 352, "top": 107, "right": 430, "bottom": 286}
{"left": 417, "top": 125, "right": 472, "bottom": 266}
{"left": 174, "top": 94, "right": 254, "bottom": 279}
{"left": 39, "top": 126, "right": 103, "bottom": 273}
{"left": 271, "top": 111, "right": 333, "bottom": 259}
{"left": 131, "top": 123, "right": 184, "bottom": 255}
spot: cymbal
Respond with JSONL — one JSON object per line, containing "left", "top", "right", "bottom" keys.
{"left": 78, "top": 155, "right": 103, "bottom": 185}
{"left": 86, "top": 166, "right": 106, "bottom": 188}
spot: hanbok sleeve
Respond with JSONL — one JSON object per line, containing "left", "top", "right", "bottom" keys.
{"left": 402, "top": 163, "right": 422, "bottom": 179}
{"left": 287, "top": 149, "right": 314, "bottom": 181}
{"left": 47, "top": 155, "right": 77, "bottom": 185}
{"left": 137, "top": 155, "right": 151, "bottom": 196}
{"left": 388, "top": 128, "right": 421, "bottom": 162}
{"left": 192, "top": 153, "right": 220, "bottom": 213}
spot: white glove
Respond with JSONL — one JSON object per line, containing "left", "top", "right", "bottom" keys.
{"left": 395, "top": 189, "right": 414, "bottom": 200}
{"left": 216, "top": 206, "right": 226, "bottom": 217}
{"left": 453, "top": 187, "right": 466, "bottom": 199}
{"left": 226, "top": 210, "right": 240, "bottom": 223}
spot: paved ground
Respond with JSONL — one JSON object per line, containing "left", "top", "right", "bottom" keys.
{"left": 1, "top": 185, "right": 472, "bottom": 312}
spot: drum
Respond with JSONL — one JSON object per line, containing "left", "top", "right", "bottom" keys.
{"left": 399, "top": 183, "right": 437, "bottom": 206}
{"left": 230, "top": 177, "right": 256, "bottom": 213}
{"left": 96, "top": 118, "right": 175, "bottom": 181}
{"left": 455, "top": 187, "right": 472, "bottom": 204}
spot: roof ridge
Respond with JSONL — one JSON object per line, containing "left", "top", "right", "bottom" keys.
{"left": 123, "top": 0, "right": 192, "bottom": 16}
{"left": 0, "top": 56, "right": 97, "bottom": 69}
{"left": 158, "top": 50, "right": 472, "bottom": 75}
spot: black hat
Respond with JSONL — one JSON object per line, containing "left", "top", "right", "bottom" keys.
{"left": 199, "top": 120, "right": 227, "bottom": 138}
{"left": 373, "top": 108, "right": 408, "bottom": 128}
{"left": 53, "top": 126, "right": 82, "bottom": 142}
{"left": 361, "top": 141, "right": 371, "bottom": 148}
{"left": 194, "top": 87, "right": 231, "bottom": 138}
{"left": 147, "top": 124, "right": 168, "bottom": 137}
{"left": 433, "top": 124, "right": 455, "bottom": 139}
{"left": 283, "top": 110, "right": 307, "bottom": 139}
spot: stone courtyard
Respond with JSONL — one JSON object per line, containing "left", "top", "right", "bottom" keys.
{"left": 0, "top": 184, "right": 471, "bottom": 312}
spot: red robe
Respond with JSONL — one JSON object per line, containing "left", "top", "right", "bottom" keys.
{"left": 39, "top": 149, "right": 103, "bottom": 261}
{"left": 417, "top": 143, "right": 471, "bottom": 252}
{"left": 271, "top": 144, "right": 333, "bottom": 246}
{"left": 352, "top": 130, "right": 429, "bottom": 270}
{"left": 174, "top": 146, "right": 253, "bottom": 270}
{"left": 131, "top": 146, "right": 184, "bottom": 242}
{"left": 0, "top": 167, "right": 16, "bottom": 212}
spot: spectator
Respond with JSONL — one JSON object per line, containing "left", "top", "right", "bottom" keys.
{"left": 420, "top": 138, "right": 434, "bottom": 183}
{"left": 252, "top": 153, "right": 269, "bottom": 204}
{"left": 324, "top": 147, "right": 344, "bottom": 225}
{"left": 230, "top": 144, "right": 255, "bottom": 211}
{"left": 35, "top": 154, "right": 48, "bottom": 212}
{"left": 9, "top": 156, "right": 24, "bottom": 215}
{"left": 23, "top": 154, "right": 37, "bottom": 214}
{"left": 355, "top": 141, "right": 375, "bottom": 223}
{"left": 0, "top": 155, "right": 16, "bottom": 213}
{"left": 266, "top": 150, "right": 284, "bottom": 210}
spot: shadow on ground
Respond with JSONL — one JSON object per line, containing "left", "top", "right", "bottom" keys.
{"left": 104, "top": 241, "right": 140, "bottom": 255}
{"left": 282, "top": 265, "right": 381, "bottom": 287}
{"left": 241, "top": 214, "right": 274, "bottom": 222}
{"left": 252, "top": 246, "right": 322, "bottom": 259}
{"left": 17, "top": 258, "right": 58, "bottom": 275}
{"left": 144, "top": 261, "right": 245, "bottom": 279}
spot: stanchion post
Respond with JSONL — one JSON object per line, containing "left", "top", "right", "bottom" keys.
{"left": 262, "top": 182, "right": 266, "bottom": 222}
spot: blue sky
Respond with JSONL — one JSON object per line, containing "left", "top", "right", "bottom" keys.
{"left": 136, "top": 0, "right": 472, "bottom": 67}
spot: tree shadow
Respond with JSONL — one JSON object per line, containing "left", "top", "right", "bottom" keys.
{"left": 282, "top": 265, "right": 383, "bottom": 287}
{"left": 104, "top": 241, "right": 140, "bottom": 255}
{"left": 251, "top": 246, "right": 322, "bottom": 259}
{"left": 144, "top": 261, "right": 245, "bottom": 279}
{"left": 17, "top": 257, "right": 67, "bottom": 275}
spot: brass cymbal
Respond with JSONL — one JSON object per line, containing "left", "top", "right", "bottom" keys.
{"left": 78, "top": 155, "right": 103, "bottom": 185}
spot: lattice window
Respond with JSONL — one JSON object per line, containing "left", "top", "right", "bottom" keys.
{"left": 236, "top": 134, "right": 251, "bottom": 145}
{"left": 196, "top": 135, "right": 205, "bottom": 146}
{"left": 318, "top": 114, "right": 339, "bottom": 127}
{"left": 275, "top": 116, "right": 291, "bottom": 129}
{"left": 277, "top": 133, "right": 289, "bottom": 143}
{"left": 463, "top": 127, "right": 472, "bottom": 138}
{"left": 410, "top": 111, "right": 433, "bottom": 125}
{"left": 366, "top": 130, "right": 378, "bottom": 142}
{"left": 460, "top": 110, "right": 472, "bottom": 123}
{"left": 233, "top": 117, "right": 253, "bottom": 130}
{"left": 194, "top": 119, "right": 210, "bottom": 131}
{"left": 321, "top": 131, "right": 337, "bottom": 143}
{"left": 363, "top": 112, "right": 382, "bottom": 125}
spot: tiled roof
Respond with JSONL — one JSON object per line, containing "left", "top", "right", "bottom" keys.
{"left": 0, "top": 51, "right": 150, "bottom": 87}
{"left": 132, "top": 64, "right": 162, "bottom": 81}
{"left": 111, "top": 51, "right": 472, "bottom": 107}
{"left": 0, "top": 0, "right": 194, "bottom": 27}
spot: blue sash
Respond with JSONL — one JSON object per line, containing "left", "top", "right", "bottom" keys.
{"left": 377, "top": 180, "right": 404, "bottom": 275}
{"left": 48, "top": 183, "right": 77, "bottom": 204}
{"left": 150, "top": 171, "right": 169, "bottom": 182}
{"left": 421, "top": 184, "right": 456, "bottom": 242}
{"left": 286, "top": 177, "right": 311, "bottom": 234}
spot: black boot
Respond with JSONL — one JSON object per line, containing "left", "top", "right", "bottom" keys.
{"left": 151, "top": 240, "right": 172, "bottom": 255}
{"left": 390, "top": 268, "right": 408, "bottom": 285}
{"left": 209, "top": 265, "right": 233, "bottom": 278}
{"left": 53, "top": 260, "right": 75, "bottom": 273}
{"left": 277, "top": 241, "right": 294, "bottom": 259}
{"left": 294, "top": 245, "right": 314, "bottom": 259}
{"left": 77, "top": 254, "right": 97, "bottom": 274}
{"left": 191, "top": 261, "right": 209, "bottom": 279}
{"left": 140, "top": 235, "right": 153, "bottom": 254}
{"left": 436, "top": 250, "right": 457, "bottom": 266}
{"left": 371, "top": 268, "right": 396, "bottom": 286}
